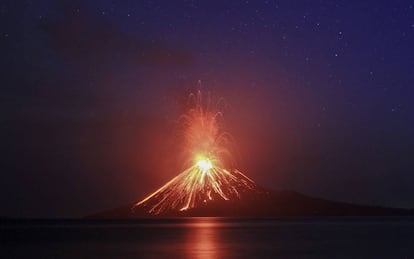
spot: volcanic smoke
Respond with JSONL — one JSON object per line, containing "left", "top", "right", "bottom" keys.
{"left": 133, "top": 85, "right": 257, "bottom": 215}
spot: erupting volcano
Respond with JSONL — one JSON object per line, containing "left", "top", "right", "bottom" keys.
{"left": 90, "top": 87, "right": 414, "bottom": 218}
{"left": 132, "top": 85, "right": 260, "bottom": 216}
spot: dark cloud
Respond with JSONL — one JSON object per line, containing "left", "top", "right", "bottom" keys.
{"left": 45, "top": 12, "right": 192, "bottom": 71}
{"left": 0, "top": 4, "right": 194, "bottom": 217}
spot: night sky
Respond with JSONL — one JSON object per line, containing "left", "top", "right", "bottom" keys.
{"left": 1, "top": 0, "right": 414, "bottom": 217}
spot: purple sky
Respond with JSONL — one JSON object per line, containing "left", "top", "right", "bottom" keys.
{"left": 1, "top": 0, "right": 414, "bottom": 217}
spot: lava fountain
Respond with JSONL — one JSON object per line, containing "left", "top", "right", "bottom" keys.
{"left": 133, "top": 85, "right": 257, "bottom": 215}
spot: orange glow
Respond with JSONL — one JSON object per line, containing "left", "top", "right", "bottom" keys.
{"left": 186, "top": 218, "right": 223, "bottom": 259}
{"left": 133, "top": 85, "right": 256, "bottom": 215}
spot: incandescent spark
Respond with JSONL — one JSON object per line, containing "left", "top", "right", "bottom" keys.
{"left": 133, "top": 85, "right": 256, "bottom": 215}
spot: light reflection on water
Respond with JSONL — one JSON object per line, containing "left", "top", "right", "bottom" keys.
{"left": 186, "top": 218, "right": 222, "bottom": 259}
{"left": 1, "top": 217, "right": 414, "bottom": 258}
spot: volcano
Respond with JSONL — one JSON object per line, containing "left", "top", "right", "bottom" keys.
{"left": 124, "top": 87, "right": 269, "bottom": 216}
{"left": 133, "top": 166, "right": 259, "bottom": 215}
{"left": 89, "top": 88, "right": 413, "bottom": 218}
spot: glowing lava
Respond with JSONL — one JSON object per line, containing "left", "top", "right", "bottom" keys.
{"left": 133, "top": 84, "right": 257, "bottom": 215}
{"left": 196, "top": 157, "right": 212, "bottom": 171}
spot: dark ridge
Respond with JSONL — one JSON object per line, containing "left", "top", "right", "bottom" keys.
{"left": 87, "top": 189, "right": 414, "bottom": 218}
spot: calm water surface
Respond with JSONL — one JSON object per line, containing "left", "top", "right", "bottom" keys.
{"left": 1, "top": 217, "right": 414, "bottom": 258}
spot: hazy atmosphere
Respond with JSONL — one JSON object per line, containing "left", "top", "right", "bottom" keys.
{"left": 1, "top": 0, "right": 414, "bottom": 217}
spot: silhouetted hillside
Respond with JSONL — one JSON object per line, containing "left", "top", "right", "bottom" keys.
{"left": 88, "top": 189, "right": 414, "bottom": 218}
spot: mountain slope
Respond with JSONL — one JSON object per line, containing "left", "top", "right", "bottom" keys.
{"left": 132, "top": 166, "right": 259, "bottom": 215}
{"left": 88, "top": 189, "right": 414, "bottom": 218}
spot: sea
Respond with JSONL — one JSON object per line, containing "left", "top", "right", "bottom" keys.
{"left": 1, "top": 217, "right": 413, "bottom": 258}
